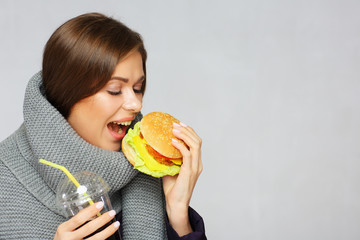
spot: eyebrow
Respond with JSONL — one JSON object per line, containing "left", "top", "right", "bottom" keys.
{"left": 110, "top": 76, "right": 145, "bottom": 83}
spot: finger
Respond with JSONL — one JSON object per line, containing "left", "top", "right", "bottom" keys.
{"left": 64, "top": 201, "right": 104, "bottom": 231}
{"left": 172, "top": 123, "right": 203, "bottom": 178}
{"left": 172, "top": 127, "right": 201, "bottom": 168}
{"left": 172, "top": 126, "right": 202, "bottom": 172}
{"left": 171, "top": 138, "right": 192, "bottom": 169}
{"left": 173, "top": 123, "right": 201, "bottom": 147}
{"left": 172, "top": 124, "right": 201, "bottom": 151}
{"left": 180, "top": 122, "right": 198, "bottom": 136}
{"left": 86, "top": 220, "right": 120, "bottom": 240}
{"left": 179, "top": 122, "right": 202, "bottom": 145}
{"left": 74, "top": 209, "right": 117, "bottom": 238}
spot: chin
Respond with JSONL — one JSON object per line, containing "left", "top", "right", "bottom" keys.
{"left": 94, "top": 141, "right": 121, "bottom": 152}
{"left": 108, "top": 144, "right": 122, "bottom": 152}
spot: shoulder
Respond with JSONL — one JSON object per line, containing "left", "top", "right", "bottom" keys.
{"left": 0, "top": 160, "right": 19, "bottom": 198}
{"left": 0, "top": 131, "right": 18, "bottom": 167}
{"left": 0, "top": 136, "right": 23, "bottom": 192}
{"left": 0, "top": 124, "right": 26, "bottom": 163}
{"left": 0, "top": 125, "right": 29, "bottom": 198}
{"left": 0, "top": 152, "right": 25, "bottom": 209}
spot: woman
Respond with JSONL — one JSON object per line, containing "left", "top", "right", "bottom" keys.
{"left": 0, "top": 13, "right": 206, "bottom": 239}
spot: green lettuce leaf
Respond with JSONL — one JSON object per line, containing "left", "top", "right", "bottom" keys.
{"left": 125, "top": 122, "right": 181, "bottom": 178}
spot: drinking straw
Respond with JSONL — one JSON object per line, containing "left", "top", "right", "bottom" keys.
{"left": 39, "top": 159, "right": 100, "bottom": 215}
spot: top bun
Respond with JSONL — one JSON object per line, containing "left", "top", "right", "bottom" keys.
{"left": 141, "top": 112, "right": 184, "bottom": 159}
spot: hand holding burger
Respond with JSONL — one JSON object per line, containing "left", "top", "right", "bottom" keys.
{"left": 122, "top": 112, "right": 187, "bottom": 178}
{"left": 122, "top": 111, "right": 203, "bottom": 236}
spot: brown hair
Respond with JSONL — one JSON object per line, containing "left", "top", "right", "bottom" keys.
{"left": 42, "top": 13, "right": 147, "bottom": 118}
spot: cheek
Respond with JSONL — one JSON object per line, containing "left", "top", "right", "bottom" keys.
{"left": 92, "top": 94, "right": 123, "bottom": 118}
{"left": 89, "top": 92, "right": 142, "bottom": 121}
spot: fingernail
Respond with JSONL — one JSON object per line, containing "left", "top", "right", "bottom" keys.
{"left": 172, "top": 138, "right": 179, "bottom": 143}
{"left": 96, "top": 202, "right": 104, "bottom": 209}
{"left": 114, "top": 221, "right": 120, "bottom": 228}
{"left": 173, "top": 122, "right": 181, "bottom": 127}
{"left": 109, "top": 210, "right": 116, "bottom": 217}
{"left": 173, "top": 128, "right": 180, "bottom": 134}
{"left": 180, "top": 122, "right": 187, "bottom": 127}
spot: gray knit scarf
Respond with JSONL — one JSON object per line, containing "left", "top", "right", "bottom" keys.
{"left": 19, "top": 72, "right": 167, "bottom": 239}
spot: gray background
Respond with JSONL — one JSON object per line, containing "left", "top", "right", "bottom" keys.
{"left": 1, "top": 0, "right": 360, "bottom": 239}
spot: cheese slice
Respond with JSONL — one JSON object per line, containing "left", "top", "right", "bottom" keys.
{"left": 171, "top": 159, "right": 182, "bottom": 165}
{"left": 132, "top": 135, "right": 168, "bottom": 171}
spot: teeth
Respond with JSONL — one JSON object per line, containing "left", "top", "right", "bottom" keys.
{"left": 112, "top": 121, "right": 132, "bottom": 126}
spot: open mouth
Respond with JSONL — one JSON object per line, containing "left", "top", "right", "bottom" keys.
{"left": 107, "top": 121, "right": 132, "bottom": 136}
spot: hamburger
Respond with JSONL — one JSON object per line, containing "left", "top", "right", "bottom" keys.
{"left": 121, "top": 112, "right": 185, "bottom": 178}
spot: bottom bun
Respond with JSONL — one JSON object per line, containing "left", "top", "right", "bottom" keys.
{"left": 121, "top": 136, "right": 136, "bottom": 166}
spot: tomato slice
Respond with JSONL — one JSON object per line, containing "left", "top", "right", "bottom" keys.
{"left": 145, "top": 144, "right": 174, "bottom": 166}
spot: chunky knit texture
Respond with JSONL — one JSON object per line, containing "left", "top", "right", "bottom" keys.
{"left": 0, "top": 72, "right": 167, "bottom": 239}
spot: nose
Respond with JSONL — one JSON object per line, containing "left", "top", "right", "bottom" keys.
{"left": 122, "top": 89, "right": 142, "bottom": 112}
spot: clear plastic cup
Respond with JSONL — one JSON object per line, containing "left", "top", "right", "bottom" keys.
{"left": 56, "top": 171, "right": 121, "bottom": 240}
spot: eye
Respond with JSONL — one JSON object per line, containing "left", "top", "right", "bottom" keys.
{"left": 107, "top": 90, "right": 122, "bottom": 95}
{"left": 133, "top": 83, "right": 144, "bottom": 94}
{"left": 133, "top": 89, "right": 143, "bottom": 94}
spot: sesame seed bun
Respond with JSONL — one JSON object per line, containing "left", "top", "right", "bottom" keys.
{"left": 121, "top": 137, "right": 136, "bottom": 166}
{"left": 141, "top": 112, "right": 184, "bottom": 159}
{"left": 121, "top": 112, "right": 184, "bottom": 177}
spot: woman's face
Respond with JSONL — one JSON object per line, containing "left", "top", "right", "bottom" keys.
{"left": 68, "top": 51, "right": 144, "bottom": 151}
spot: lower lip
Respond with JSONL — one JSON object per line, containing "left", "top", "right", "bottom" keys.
{"left": 108, "top": 125, "right": 128, "bottom": 141}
